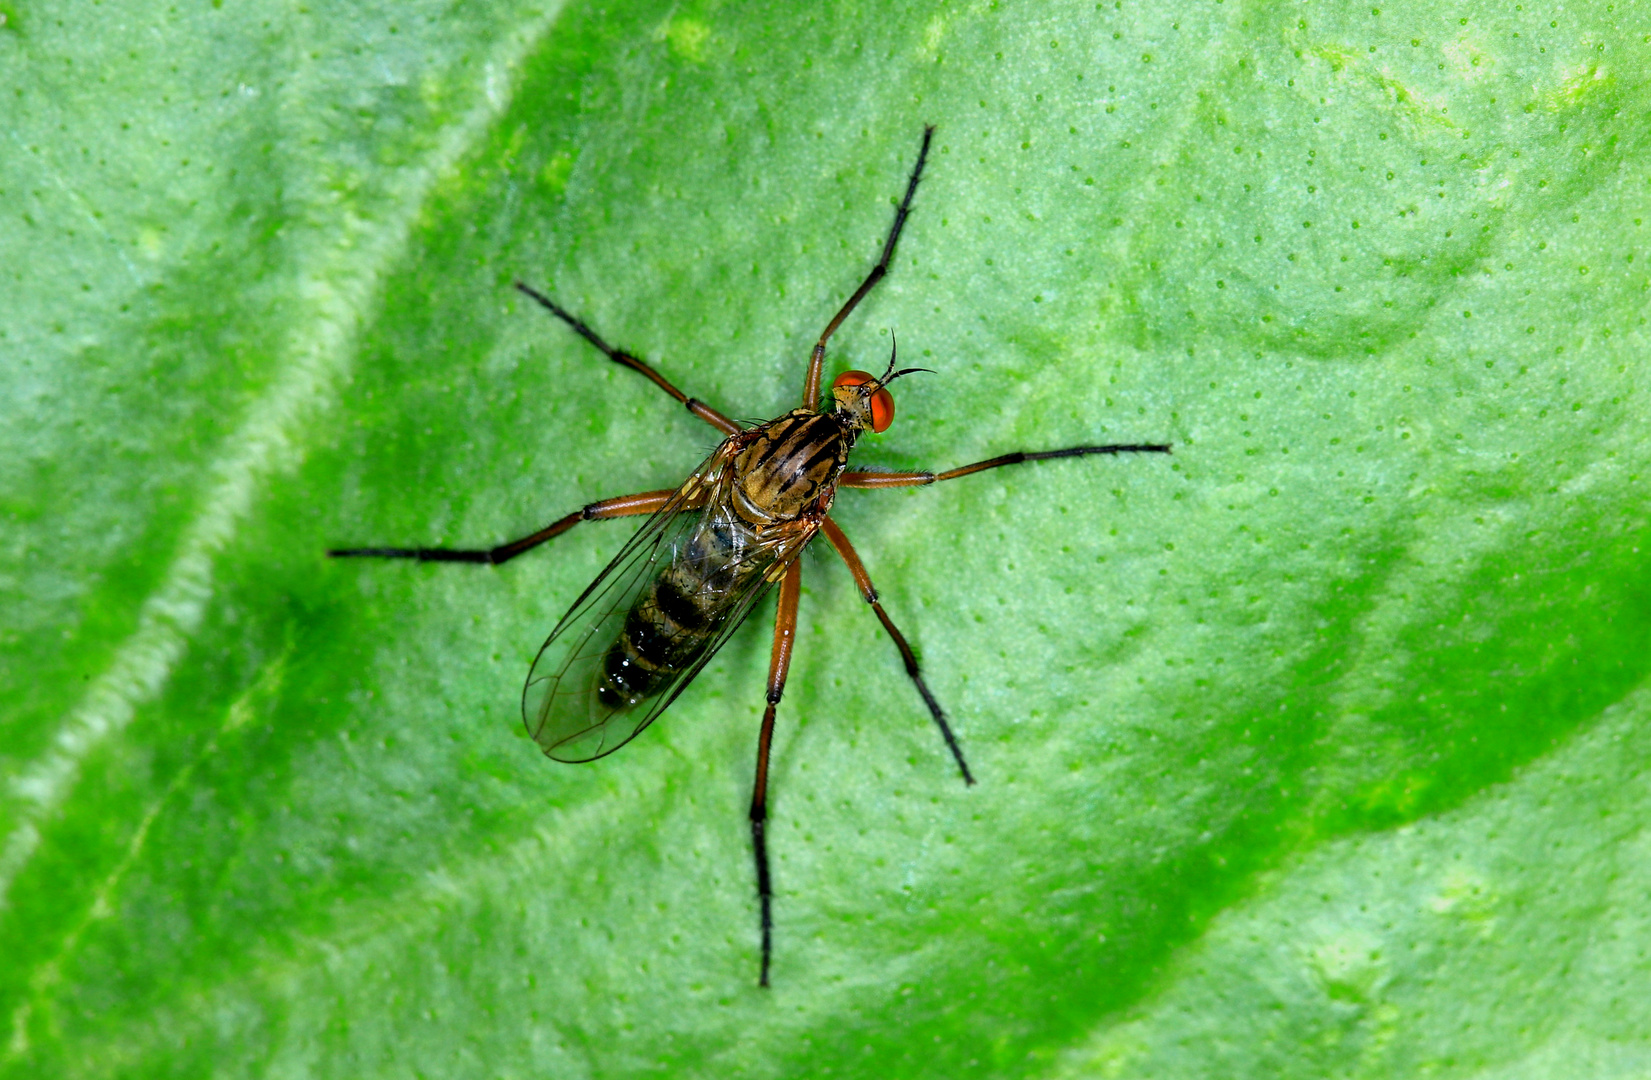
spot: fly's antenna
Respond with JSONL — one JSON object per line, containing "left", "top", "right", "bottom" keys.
{"left": 873, "top": 332, "right": 934, "bottom": 390}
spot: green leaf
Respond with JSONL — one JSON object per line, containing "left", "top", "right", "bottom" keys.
{"left": 5, "top": 0, "right": 1649, "bottom": 1076}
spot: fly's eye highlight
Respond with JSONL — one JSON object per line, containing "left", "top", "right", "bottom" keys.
{"left": 832, "top": 369, "right": 895, "bottom": 433}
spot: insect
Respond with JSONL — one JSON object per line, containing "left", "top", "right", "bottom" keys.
{"left": 330, "top": 127, "right": 1171, "bottom": 986}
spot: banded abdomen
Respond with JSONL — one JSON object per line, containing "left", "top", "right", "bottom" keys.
{"left": 594, "top": 513, "right": 768, "bottom": 710}
{"left": 596, "top": 412, "right": 853, "bottom": 710}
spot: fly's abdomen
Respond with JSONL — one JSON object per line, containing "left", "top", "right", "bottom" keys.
{"left": 523, "top": 444, "right": 810, "bottom": 764}
{"left": 596, "top": 518, "right": 761, "bottom": 710}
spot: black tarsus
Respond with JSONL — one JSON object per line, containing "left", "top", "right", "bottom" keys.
{"left": 1022, "top": 444, "right": 1173, "bottom": 461}
{"left": 327, "top": 507, "right": 585, "bottom": 566}
{"left": 819, "top": 517, "right": 976, "bottom": 786}
{"left": 513, "top": 281, "right": 617, "bottom": 360}
{"left": 926, "top": 443, "right": 1173, "bottom": 484}
{"left": 811, "top": 125, "right": 936, "bottom": 360}
{"left": 326, "top": 546, "right": 488, "bottom": 563}
{"left": 513, "top": 280, "right": 738, "bottom": 434}
{"left": 870, "top": 599, "right": 975, "bottom": 785}
{"left": 750, "top": 811, "right": 773, "bottom": 987}
{"left": 876, "top": 124, "right": 934, "bottom": 269}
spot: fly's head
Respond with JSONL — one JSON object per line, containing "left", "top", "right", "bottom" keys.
{"left": 828, "top": 372, "right": 892, "bottom": 434}
{"left": 827, "top": 334, "right": 932, "bottom": 436}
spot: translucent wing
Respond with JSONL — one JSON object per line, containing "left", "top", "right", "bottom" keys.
{"left": 523, "top": 446, "right": 818, "bottom": 762}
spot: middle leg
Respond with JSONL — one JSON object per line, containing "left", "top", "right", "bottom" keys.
{"left": 819, "top": 516, "right": 974, "bottom": 786}
{"left": 841, "top": 442, "right": 1172, "bottom": 489}
{"left": 750, "top": 558, "right": 803, "bottom": 988}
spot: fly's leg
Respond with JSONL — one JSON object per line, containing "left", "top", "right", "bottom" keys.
{"left": 515, "top": 281, "right": 741, "bottom": 436}
{"left": 801, "top": 126, "right": 935, "bottom": 410}
{"left": 751, "top": 558, "right": 802, "bottom": 988}
{"left": 840, "top": 443, "right": 1172, "bottom": 489}
{"left": 327, "top": 489, "right": 677, "bottom": 565}
{"left": 819, "top": 516, "right": 974, "bottom": 786}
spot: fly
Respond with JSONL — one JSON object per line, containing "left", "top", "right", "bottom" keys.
{"left": 329, "top": 126, "right": 1172, "bottom": 986}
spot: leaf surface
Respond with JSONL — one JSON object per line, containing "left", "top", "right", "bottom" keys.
{"left": 4, "top": 1, "right": 1650, "bottom": 1076}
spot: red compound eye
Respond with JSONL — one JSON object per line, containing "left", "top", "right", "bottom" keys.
{"left": 832, "top": 369, "right": 895, "bottom": 432}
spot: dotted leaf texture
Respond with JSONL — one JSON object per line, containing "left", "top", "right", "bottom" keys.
{"left": 4, "top": 0, "right": 1650, "bottom": 1076}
